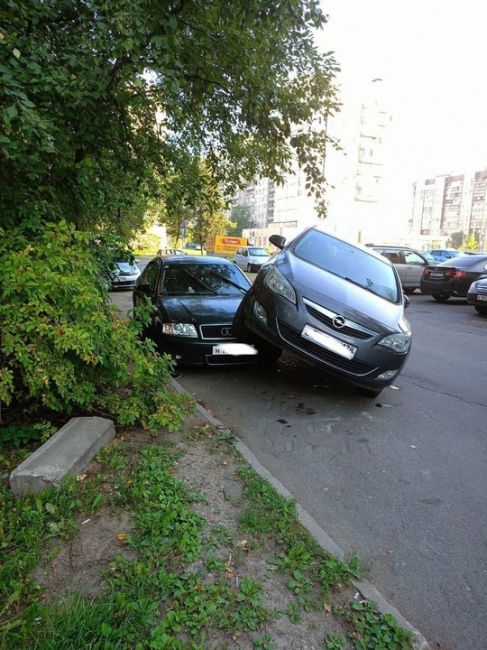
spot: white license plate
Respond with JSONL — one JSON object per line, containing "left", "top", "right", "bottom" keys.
{"left": 478, "top": 295, "right": 487, "bottom": 302}
{"left": 301, "top": 324, "right": 356, "bottom": 359}
{"left": 212, "top": 343, "right": 258, "bottom": 356}
{"left": 430, "top": 272, "right": 444, "bottom": 278}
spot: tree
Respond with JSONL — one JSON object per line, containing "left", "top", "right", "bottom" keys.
{"left": 449, "top": 231, "right": 464, "bottom": 248}
{"left": 227, "top": 205, "right": 255, "bottom": 236}
{"left": 462, "top": 234, "right": 479, "bottom": 251}
{"left": 0, "top": 1, "right": 339, "bottom": 426}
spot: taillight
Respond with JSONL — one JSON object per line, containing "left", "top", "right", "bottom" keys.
{"left": 422, "top": 268, "right": 430, "bottom": 277}
{"left": 454, "top": 270, "right": 467, "bottom": 278}
{"left": 444, "top": 269, "right": 456, "bottom": 278}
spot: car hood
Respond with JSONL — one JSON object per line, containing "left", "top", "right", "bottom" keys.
{"left": 277, "top": 253, "right": 408, "bottom": 333}
{"left": 159, "top": 295, "right": 244, "bottom": 324}
{"left": 115, "top": 262, "right": 139, "bottom": 275}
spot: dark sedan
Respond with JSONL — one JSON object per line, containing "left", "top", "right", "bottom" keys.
{"left": 133, "top": 255, "right": 258, "bottom": 365}
{"left": 467, "top": 277, "right": 487, "bottom": 315}
{"left": 420, "top": 255, "right": 487, "bottom": 302}
{"left": 233, "top": 227, "right": 411, "bottom": 397}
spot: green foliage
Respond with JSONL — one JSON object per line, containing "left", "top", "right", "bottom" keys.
{"left": 323, "top": 633, "right": 346, "bottom": 650}
{"left": 339, "top": 601, "right": 413, "bottom": 650}
{"left": 462, "top": 233, "right": 479, "bottom": 251}
{"left": 0, "top": 221, "right": 190, "bottom": 431}
{"left": 0, "top": 422, "right": 55, "bottom": 449}
{"left": 131, "top": 228, "right": 163, "bottom": 256}
{"left": 227, "top": 204, "right": 256, "bottom": 236}
{"left": 448, "top": 231, "right": 464, "bottom": 248}
{"left": 1, "top": 0, "right": 338, "bottom": 231}
{"left": 318, "top": 556, "right": 363, "bottom": 595}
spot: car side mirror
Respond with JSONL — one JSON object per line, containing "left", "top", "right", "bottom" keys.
{"left": 404, "top": 294, "right": 410, "bottom": 309}
{"left": 269, "top": 234, "right": 286, "bottom": 249}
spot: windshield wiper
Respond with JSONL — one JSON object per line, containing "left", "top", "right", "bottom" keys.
{"left": 181, "top": 270, "right": 218, "bottom": 294}
{"left": 343, "top": 276, "right": 377, "bottom": 294}
{"left": 206, "top": 271, "right": 248, "bottom": 293}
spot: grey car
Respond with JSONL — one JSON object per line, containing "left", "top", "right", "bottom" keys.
{"left": 234, "top": 227, "right": 412, "bottom": 397}
{"left": 369, "top": 245, "right": 431, "bottom": 293}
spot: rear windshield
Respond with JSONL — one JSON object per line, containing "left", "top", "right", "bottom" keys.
{"left": 248, "top": 248, "right": 269, "bottom": 256}
{"left": 162, "top": 263, "right": 250, "bottom": 296}
{"left": 293, "top": 230, "right": 399, "bottom": 303}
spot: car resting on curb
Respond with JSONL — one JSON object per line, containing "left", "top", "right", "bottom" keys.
{"left": 467, "top": 276, "right": 487, "bottom": 315}
{"left": 132, "top": 255, "right": 260, "bottom": 365}
{"left": 233, "top": 227, "right": 412, "bottom": 398}
{"left": 420, "top": 254, "right": 487, "bottom": 302}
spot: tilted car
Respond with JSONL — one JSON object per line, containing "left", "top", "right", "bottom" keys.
{"left": 420, "top": 254, "right": 487, "bottom": 301}
{"left": 111, "top": 259, "right": 141, "bottom": 290}
{"left": 467, "top": 277, "right": 487, "bottom": 315}
{"left": 234, "top": 227, "right": 412, "bottom": 397}
{"left": 133, "top": 255, "right": 257, "bottom": 365}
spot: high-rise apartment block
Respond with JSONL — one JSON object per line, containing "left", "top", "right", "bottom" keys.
{"left": 409, "top": 169, "right": 487, "bottom": 248}
{"left": 234, "top": 79, "right": 391, "bottom": 245}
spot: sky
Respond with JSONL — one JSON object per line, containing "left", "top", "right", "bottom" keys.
{"left": 317, "top": 0, "right": 487, "bottom": 222}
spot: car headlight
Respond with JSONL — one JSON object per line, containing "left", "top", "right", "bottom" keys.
{"left": 378, "top": 332, "right": 411, "bottom": 354}
{"left": 264, "top": 266, "right": 296, "bottom": 304}
{"left": 162, "top": 323, "right": 198, "bottom": 337}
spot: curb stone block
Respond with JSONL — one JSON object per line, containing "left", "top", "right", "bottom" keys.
{"left": 10, "top": 417, "right": 115, "bottom": 497}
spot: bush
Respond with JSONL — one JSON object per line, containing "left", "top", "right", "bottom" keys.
{"left": 0, "top": 221, "right": 190, "bottom": 431}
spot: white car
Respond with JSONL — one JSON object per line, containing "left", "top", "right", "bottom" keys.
{"left": 234, "top": 246, "right": 271, "bottom": 272}
{"left": 111, "top": 259, "right": 141, "bottom": 289}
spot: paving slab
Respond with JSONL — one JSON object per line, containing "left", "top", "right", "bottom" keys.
{"left": 10, "top": 417, "right": 115, "bottom": 497}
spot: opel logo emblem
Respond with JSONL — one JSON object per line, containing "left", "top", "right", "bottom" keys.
{"left": 332, "top": 315, "right": 346, "bottom": 329}
{"left": 220, "top": 326, "right": 232, "bottom": 337}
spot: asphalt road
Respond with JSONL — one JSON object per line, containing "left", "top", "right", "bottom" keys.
{"left": 176, "top": 294, "right": 487, "bottom": 649}
{"left": 112, "top": 258, "right": 487, "bottom": 648}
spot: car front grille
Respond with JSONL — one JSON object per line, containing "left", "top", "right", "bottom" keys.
{"left": 304, "top": 303, "right": 374, "bottom": 340}
{"left": 476, "top": 285, "right": 487, "bottom": 295}
{"left": 277, "top": 321, "right": 376, "bottom": 375}
{"left": 200, "top": 323, "right": 236, "bottom": 340}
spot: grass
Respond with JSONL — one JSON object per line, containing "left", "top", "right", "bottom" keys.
{"left": 0, "top": 424, "right": 413, "bottom": 649}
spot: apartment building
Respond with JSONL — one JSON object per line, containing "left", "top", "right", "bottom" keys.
{"left": 237, "top": 78, "right": 391, "bottom": 245}
{"left": 409, "top": 169, "right": 487, "bottom": 248}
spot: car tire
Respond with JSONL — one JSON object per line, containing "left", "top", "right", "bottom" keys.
{"left": 432, "top": 293, "right": 450, "bottom": 302}
{"left": 474, "top": 305, "right": 487, "bottom": 315}
{"left": 256, "top": 342, "right": 282, "bottom": 364}
{"left": 359, "top": 387, "right": 382, "bottom": 398}
{"left": 246, "top": 263, "right": 252, "bottom": 273}
{"left": 404, "top": 287, "right": 415, "bottom": 295}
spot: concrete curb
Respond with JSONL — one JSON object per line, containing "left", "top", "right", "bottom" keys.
{"left": 170, "top": 378, "right": 430, "bottom": 650}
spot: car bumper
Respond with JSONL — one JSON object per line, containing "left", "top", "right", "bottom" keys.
{"left": 157, "top": 336, "right": 258, "bottom": 366}
{"left": 467, "top": 290, "right": 487, "bottom": 306}
{"left": 238, "top": 289, "right": 409, "bottom": 390}
{"left": 112, "top": 276, "right": 139, "bottom": 290}
{"left": 420, "top": 278, "right": 469, "bottom": 296}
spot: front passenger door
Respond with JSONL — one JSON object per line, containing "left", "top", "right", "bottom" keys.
{"left": 403, "top": 250, "right": 427, "bottom": 287}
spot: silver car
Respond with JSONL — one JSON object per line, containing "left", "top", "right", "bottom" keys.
{"left": 369, "top": 245, "right": 431, "bottom": 293}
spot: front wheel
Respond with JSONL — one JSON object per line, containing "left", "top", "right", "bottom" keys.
{"left": 403, "top": 287, "right": 415, "bottom": 295}
{"left": 475, "top": 305, "right": 487, "bottom": 315}
{"left": 432, "top": 293, "right": 450, "bottom": 302}
{"left": 246, "top": 263, "right": 252, "bottom": 273}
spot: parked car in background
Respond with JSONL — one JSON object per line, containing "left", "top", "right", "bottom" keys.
{"left": 156, "top": 248, "right": 186, "bottom": 257}
{"left": 111, "top": 259, "right": 141, "bottom": 290}
{"left": 420, "top": 254, "right": 487, "bottom": 301}
{"left": 368, "top": 245, "right": 432, "bottom": 293}
{"left": 234, "top": 246, "right": 272, "bottom": 272}
{"left": 425, "top": 248, "right": 461, "bottom": 262}
{"left": 467, "top": 277, "right": 487, "bottom": 315}
{"left": 133, "top": 255, "right": 257, "bottom": 365}
{"left": 234, "top": 227, "right": 411, "bottom": 397}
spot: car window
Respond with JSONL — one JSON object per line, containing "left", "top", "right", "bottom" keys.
{"left": 140, "top": 262, "right": 159, "bottom": 291}
{"left": 381, "top": 250, "right": 404, "bottom": 264}
{"left": 162, "top": 263, "right": 251, "bottom": 296}
{"left": 242, "top": 249, "right": 248, "bottom": 257}
{"left": 248, "top": 248, "right": 269, "bottom": 256}
{"left": 293, "top": 230, "right": 399, "bottom": 303}
{"left": 404, "top": 251, "right": 425, "bottom": 265}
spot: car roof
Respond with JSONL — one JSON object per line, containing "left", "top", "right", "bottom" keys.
{"left": 159, "top": 255, "right": 234, "bottom": 265}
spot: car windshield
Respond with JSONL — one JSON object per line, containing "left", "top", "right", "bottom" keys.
{"left": 162, "top": 263, "right": 250, "bottom": 296}
{"left": 293, "top": 230, "right": 399, "bottom": 302}
{"left": 249, "top": 248, "right": 269, "bottom": 256}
